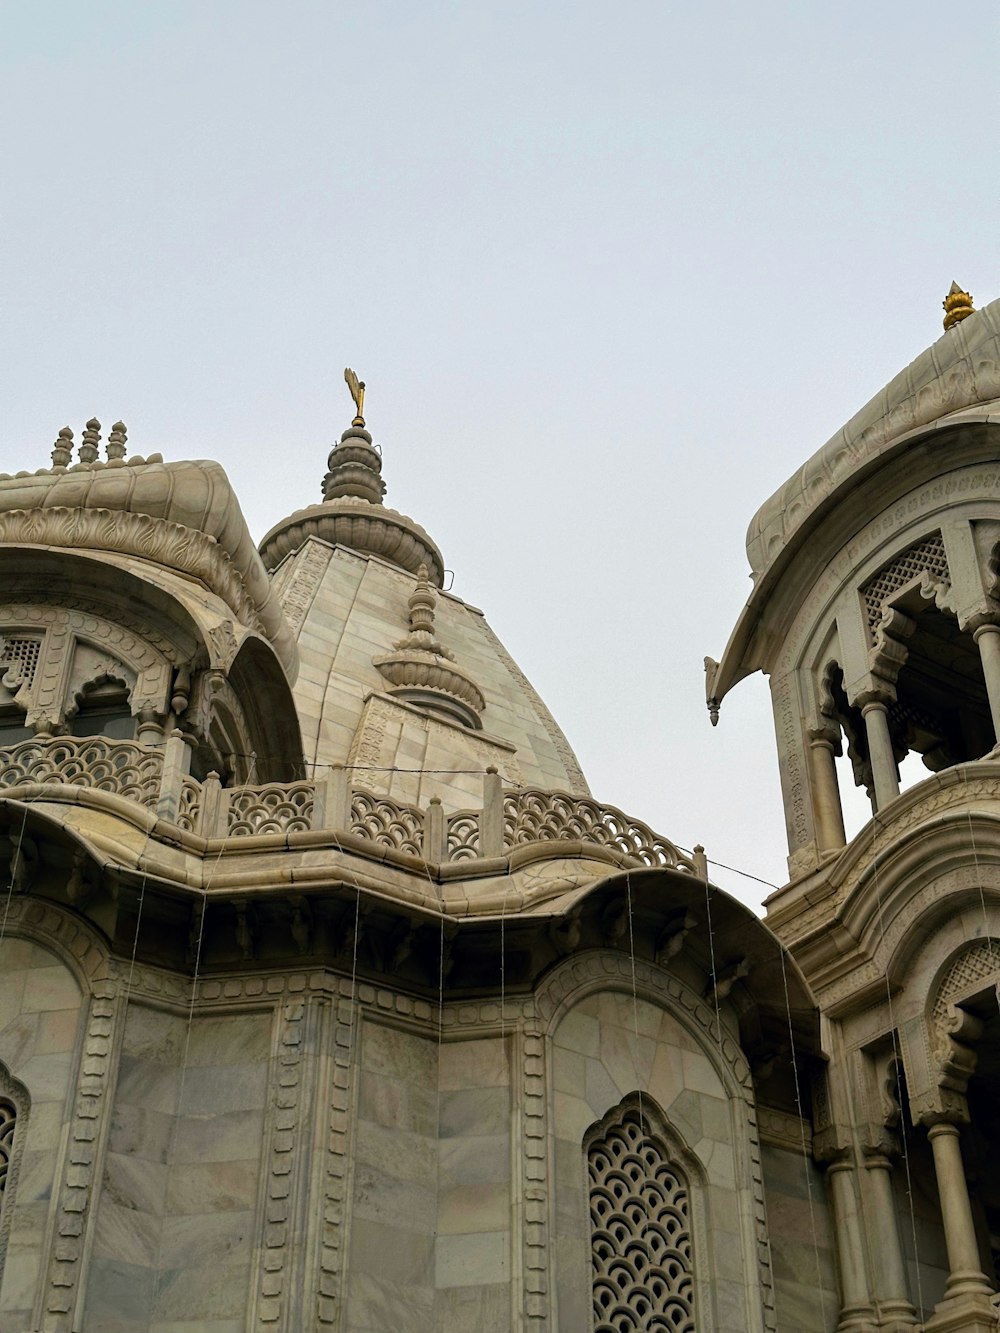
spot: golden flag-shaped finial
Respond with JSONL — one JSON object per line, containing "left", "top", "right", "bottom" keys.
{"left": 943, "top": 281, "right": 974, "bottom": 331}
{"left": 344, "top": 368, "right": 366, "bottom": 427}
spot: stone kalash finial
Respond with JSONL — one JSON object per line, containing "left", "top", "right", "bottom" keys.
{"left": 79, "top": 418, "right": 101, "bottom": 464}
{"left": 259, "top": 368, "right": 446, "bottom": 585}
{"left": 943, "top": 281, "right": 974, "bottom": 331}
{"left": 374, "top": 564, "right": 486, "bottom": 729}
{"left": 50, "top": 419, "right": 128, "bottom": 470}
{"left": 106, "top": 421, "right": 128, "bottom": 461}
{"left": 320, "top": 368, "right": 386, "bottom": 506}
{"left": 50, "top": 427, "right": 74, "bottom": 469}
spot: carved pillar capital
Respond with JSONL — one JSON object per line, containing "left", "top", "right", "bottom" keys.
{"left": 911, "top": 1086, "right": 970, "bottom": 1130}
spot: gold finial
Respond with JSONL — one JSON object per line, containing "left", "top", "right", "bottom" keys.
{"left": 344, "top": 367, "right": 366, "bottom": 427}
{"left": 943, "top": 281, "right": 974, "bottom": 331}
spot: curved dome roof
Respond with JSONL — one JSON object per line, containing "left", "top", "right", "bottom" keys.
{"left": 262, "top": 414, "right": 590, "bottom": 811}
{"left": 746, "top": 296, "right": 1000, "bottom": 578}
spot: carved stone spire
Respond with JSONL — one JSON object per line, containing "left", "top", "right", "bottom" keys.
{"left": 51, "top": 427, "right": 73, "bottom": 469}
{"left": 374, "top": 565, "right": 486, "bottom": 729}
{"left": 321, "top": 426, "right": 386, "bottom": 505}
{"left": 260, "top": 371, "right": 445, "bottom": 584}
{"left": 106, "top": 421, "right": 128, "bottom": 461}
{"left": 943, "top": 281, "right": 974, "bottom": 331}
{"left": 79, "top": 418, "right": 101, "bottom": 464}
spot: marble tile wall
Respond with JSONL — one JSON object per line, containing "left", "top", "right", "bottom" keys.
{"left": 85, "top": 1002, "right": 271, "bottom": 1333}
{"left": 759, "top": 1142, "right": 837, "bottom": 1331}
{"left": 434, "top": 1035, "right": 510, "bottom": 1333}
{"left": 0, "top": 937, "right": 84, "bottom": 1332}
{"left": 346, "top": 1017, "right": 438, "bottom": 1333}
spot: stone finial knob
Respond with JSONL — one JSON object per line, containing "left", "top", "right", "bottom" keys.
{"left": 51, "top": 426, "right": 73, "bottom": 468}
{"left": 943, "top": 281, "right": 974, "bottom": 331}
{"left": 79, "top": 417, "right": 101, "bottom": 464}
{"left": 106, "top": 420, "right": 128, "bottom": 460}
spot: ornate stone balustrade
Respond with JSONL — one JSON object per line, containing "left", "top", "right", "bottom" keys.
{"left": 501, "top": 789, "right": 698, "bottom": 872}
{"left": 227, "top": 781, "right": 315, "bottom": 837}
{"left": 0, "top": 735, "right": 162, "bottom": 808}
{"left": 0, "top": 736, "right": 704, "bottom": 875}
{"left": 349, "top": 789, "right": 424, "bottom": 857}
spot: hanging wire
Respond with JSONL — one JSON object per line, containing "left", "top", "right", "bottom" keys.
{"left": 623, "top": 871, "right": 648, "bottom": 1140}
{"left": 777, "top": 943, "right": 829, "bottom": 1324}
{"left": 702, "top": 874, "right": 781, "bottom": 1326}
{"left": 147, "top": 755, "right": 259, "bottom": 1327}
{"left": 0, "top": 800, "right": 31, "bottom": 951}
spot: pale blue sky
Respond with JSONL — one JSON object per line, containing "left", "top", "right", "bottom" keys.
{"left": 3, "top": 1, "right": 998, "bottom": 906}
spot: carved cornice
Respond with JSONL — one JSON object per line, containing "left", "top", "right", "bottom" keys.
{"left": 0, "top": 505, "right": 266, "bottom": 636}
{"left": 0, "top": 460, "right": 296, "bottom": 675}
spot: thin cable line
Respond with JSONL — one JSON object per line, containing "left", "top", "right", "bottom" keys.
{"left": 147, "top": 755, "right": 259, "bottom": 1327}
{"left": 0, "top": 801, "right": 31, "bottom": 950}
{"left": 777, "top": 944, "right": 828, "bottom": 1324}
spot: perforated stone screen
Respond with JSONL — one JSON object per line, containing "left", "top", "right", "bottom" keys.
{"left": 0, "top": 636, "right": 41, "bottom": 689}
{"left": 588, "top": 1108, "right": 695, "bottom": 1332}
{"left": 861, "top": 533, "right": 949, "bottom": 635}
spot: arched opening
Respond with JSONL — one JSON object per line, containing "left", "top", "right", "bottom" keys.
{"left": 68, "top": 677, "right": 135, "bottom": 740}
{"left": 890, "top": 601, "right": 994, "bottom": 773}
{"left": 585, "top": 1094, "right": 696, "bottom": 1333}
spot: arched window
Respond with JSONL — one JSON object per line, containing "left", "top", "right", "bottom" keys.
{"left": 587, "top": 1098, "right": 696, "bottom": 1333}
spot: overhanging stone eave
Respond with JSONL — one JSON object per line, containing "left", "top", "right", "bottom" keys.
{"left": 711, "top": 410, "right": 1000, "bottom": 717}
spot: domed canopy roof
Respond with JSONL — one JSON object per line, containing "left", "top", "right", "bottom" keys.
{"left": 746, "top": 295, "right": 1000, "bottom": 578}
{"left": 709, "top": 294, "right": 1000, "bottom": 713}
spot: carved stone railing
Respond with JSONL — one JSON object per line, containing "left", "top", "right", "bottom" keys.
{"left": 349, "top": 788, "right": 424, "bottom": 857}
{"left": 227, "top": 781, "right": 315, "bottom": 837}
{"left": 175, "top": 775, "right": 202, "bottom": 834}
{"left": 0, "top": 737, "right": 706, "bottom": 875}
{"left": 502, "top": 789, "right": 698, "bottom": 872}
{"left": 0, "top": 735, "right": 162, "bottom": 808}
{"left": 446, "top": 810, "right": 481, "bottom": 861}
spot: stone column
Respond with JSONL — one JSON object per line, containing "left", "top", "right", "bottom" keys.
{"left": 861, "top": 1149, "right": 918, "bottom": 1328}
{"left": 925, "top": 1122, "right": 993, "bottom": 1303}
{"left": 973, "top": 623, "right": 1000, "bottom": 743}
{"left": 813, "top": 1129, "right": 878, "bottom": 1332}
{"left": 809, "top": 731, "right": 846, "bottom": 852}
{"left": 860, "top": 700, "right": 899, "bottom": 811}
{"left": 824, "top": 1155, "right": 878, "bottom": 1331}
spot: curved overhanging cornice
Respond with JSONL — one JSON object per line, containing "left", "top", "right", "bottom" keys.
{"left": 765, "top": 759, "right": 1000, "bottom": 1006}
{"left": 747, "top": 297, "right": 1000, "bottom": 578}
{"left": 0, "top": 799, "right": 818, "bottom": 1055}
{"left": 0, "top": 459, "right": 297, "bottom": 679}
{"left": 708, "top": 414, "right": 1000, "bottom": 713}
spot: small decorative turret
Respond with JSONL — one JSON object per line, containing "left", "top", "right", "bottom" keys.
{"left": 374, "top": 564, "right": 486, "bottom": 729}
{"left": 320, "top": 367, "right": 386, "bottom": 505}
{"left": 260, "top": 367, "right": 446, "bottom": 584}
{"left": 79, "top": 418, "right": 101, "bottom": 464}
{"left": 943, "top": 281, "right": 974, "bottom": 331}
{"left": 51, "top": 427, "right": 73, "bottom": 469}
{"left": 106, "top": 421, "right": 128, "bottom": 461}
